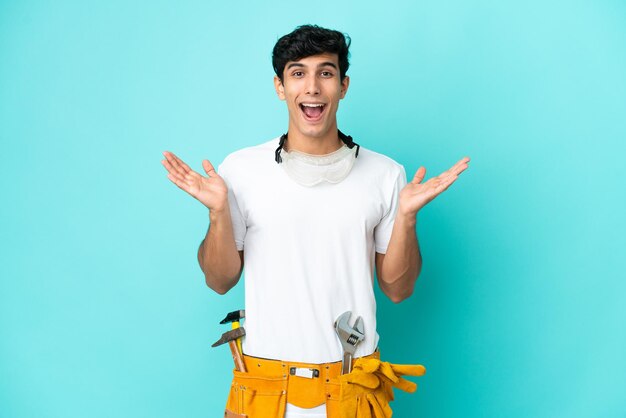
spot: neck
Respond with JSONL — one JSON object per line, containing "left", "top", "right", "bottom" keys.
{"left": 283, "top": 126, "right": 342, "bottom": 155}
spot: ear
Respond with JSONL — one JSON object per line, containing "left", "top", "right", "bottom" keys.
{"left": 340, "top": 76, "right": 350, "bottom": 99}
{"left": 274, "top": 76, "right": 286, "bottom": 100}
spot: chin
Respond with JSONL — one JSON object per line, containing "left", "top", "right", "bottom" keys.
{"left": 298, "top": 124, "right": 333, "bottom": 139}
{"left": 302, "top": 129, "right": 325, "bottom": 138}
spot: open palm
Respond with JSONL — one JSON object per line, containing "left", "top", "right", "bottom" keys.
{"left": 399, "top": 157, "right": 470, "bottom": 216}
{"left": 162, "top": 151, "right": 228, "bottom": 212}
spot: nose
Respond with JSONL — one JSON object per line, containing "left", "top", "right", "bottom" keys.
{"left": 305, "top": 74, "right": 320, "bottom": 95}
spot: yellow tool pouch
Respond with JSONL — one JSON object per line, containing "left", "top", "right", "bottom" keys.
{"left": 226, "top": 364, "right": 287, "bottom": 418}
{"left": 225, "top": 368, "right": 287, "bottom": 418}
{"left": 327, "top": 358, "right": 426, "bottom": 418}
{"left": 224, "top": 352, "right": 424, "bottom": 418}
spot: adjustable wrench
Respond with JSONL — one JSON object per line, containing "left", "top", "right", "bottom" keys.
{"left": 334, "top": 311, "right": 365, "bottom": 374}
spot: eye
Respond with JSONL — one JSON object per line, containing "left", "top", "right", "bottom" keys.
{"left": 321, "top": 71, "right": 334, "bottom": 78}
{"left": 292, "top": 71, "right": 304, "bottom": 77}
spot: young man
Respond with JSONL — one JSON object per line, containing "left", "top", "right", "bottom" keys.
{"left": 162, "top": 25, "right": 469, "bottom": 418}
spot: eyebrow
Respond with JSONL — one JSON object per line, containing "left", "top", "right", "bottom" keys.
{"left": 286, "top": 62, "right": 338, "bottom": 70}
{"left": 317, "top": 62, "right": 338, "bottom": 69}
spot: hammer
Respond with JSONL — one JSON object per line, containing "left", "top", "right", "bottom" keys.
{"left": 212, "top": 327, "right": 247, "bottom": 372}
{"left": 220, "top": 310, "right": 245, "bottom": 355}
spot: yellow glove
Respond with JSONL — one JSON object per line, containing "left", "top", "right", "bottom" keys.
{"left": 337, "top": 358, "right": 426, "bottom": 418}
{"left": 359, "top": 359, "right": 426, "bottom": 393}
{"left": 338, "top": 376, "right": 392, "bottom": 418}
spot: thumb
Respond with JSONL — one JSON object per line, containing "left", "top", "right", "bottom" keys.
{"left": 411, "top": 167, "right": 426, "bottom": 184}
{"left": 202, "top": 159, "right": 217, "bottom": 176}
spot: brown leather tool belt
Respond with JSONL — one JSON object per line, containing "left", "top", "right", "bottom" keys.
{"left": 224, "top": 350, "right": 380, "bottom": 418}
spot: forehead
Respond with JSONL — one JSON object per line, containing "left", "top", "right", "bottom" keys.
{"left": 285, "top": 53, "right": 339, "bottom": 68}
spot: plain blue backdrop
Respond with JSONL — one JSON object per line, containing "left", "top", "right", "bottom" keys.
{"left": 1, "top": 1, "right": 625, "bottom": 417}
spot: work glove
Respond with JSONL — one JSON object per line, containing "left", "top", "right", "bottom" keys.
{"left": 337, "top": 358, "right": 426, "bottom": 418}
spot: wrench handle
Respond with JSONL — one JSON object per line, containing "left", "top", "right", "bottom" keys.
{"left": 342, "top": 352, "right": 353, "bottom": 374}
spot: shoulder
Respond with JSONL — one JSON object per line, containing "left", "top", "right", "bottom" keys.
{"left": 355, "top": 147, "right": 406, "bottom": 178}
{"left": 219, "top": 137, "right": 280, "bottom": 173}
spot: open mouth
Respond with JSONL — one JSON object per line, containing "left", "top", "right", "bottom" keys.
{"left": 300, "top": 103, "right": 326, "bottom": 121}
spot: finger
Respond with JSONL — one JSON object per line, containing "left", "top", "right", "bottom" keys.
{"left": 412, "top": 180, "right": 440, "bottom": 202}
{"left": 419, "top": 175, "right": 452, "bottom": 197}
{"left": 445, "top": 157, "right": 470, "bottom": 181}
{"left": 366, "top": 393, "right": 386, "bottom": 418}
{"left": 167, "top": 152, "right": 195, "bottom": 175}
{"left": 422, "top": 176, "right": 442, "bottom": 189}
{"left": 434, "top": 175, "right": 458, "bottom": 194}
{"left": 174, "top": 154, "right": 196, "bottom": 174}
{"left": 450, "top": 157, "right": 470, "bottom": 175}
{"left": 454, "top": 163, "right": 469, "bottom": 176}
{"left": 434, "top": 170, "right": 454, "bottom": 183}
{"left": 166, "top": 172, "right": 192, "bottom": 193}
{"left": 202, "top": 159, "right": 217, "bottom": 177}
{"left": 161, "top": 159, "right": 186, "bottom": 183}
{"left": 438, "top": 159, "right": 467, "bottom": 181}
{"left": 431, "top": 161, "right": 463, "bottom": 182}
{"left": 442, "top": 157, "right": 467, "bottom": 175}
{"left": 163, "top": 150, "right": 182, "bottom": 165}
{"left": 410, "top": 167, "right": 426, "bottom": 184}
{"left": 162, "top": 151, "right": 190, "bottom": 177}
{"left": 391, "top": 364, "right": 426, "bottom": 376}
{"left": 162, "top": 157, "right": 202, "bottom": 188}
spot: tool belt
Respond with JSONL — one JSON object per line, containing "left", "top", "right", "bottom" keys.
{"left": 224, "top": 351, "right": 425, "bottom": 418}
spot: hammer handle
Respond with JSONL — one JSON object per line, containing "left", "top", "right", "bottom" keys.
{"left": 228, "top": 340, "right": 247, "bottom": 372}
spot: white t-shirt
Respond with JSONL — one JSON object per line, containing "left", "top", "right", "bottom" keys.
{"left": 217, "top": 137, "right": 406, "bottom": 364}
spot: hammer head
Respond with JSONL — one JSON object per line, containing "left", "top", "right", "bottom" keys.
{"left": 220, "top": 309, "right": 246, "bottom": 324}
{"left": 211, "top": 327, "right": 246, "bottom": 347}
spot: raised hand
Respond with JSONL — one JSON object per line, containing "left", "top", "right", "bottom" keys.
{"left": 399, "top": 157, "right": 470, "bottom": 217}
{"left": 161, "top": 151, "right": 228, "bottom": 212}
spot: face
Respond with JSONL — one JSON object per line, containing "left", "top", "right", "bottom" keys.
{"left": 274, "top": 53, "right": 350, "bottom": 141}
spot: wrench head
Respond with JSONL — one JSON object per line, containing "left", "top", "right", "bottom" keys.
{"left": 334, "top": 311, "right": 365, "bottom": 355}
{"left": 353, "top": 316, "right": 364, "bottom": 335}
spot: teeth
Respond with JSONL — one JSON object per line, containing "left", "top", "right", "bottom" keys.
{"left": 301, "top": 103, "right": 324, "bottom": 107}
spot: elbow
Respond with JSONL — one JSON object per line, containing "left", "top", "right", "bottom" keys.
{"left": 209, "top": 283, "right": 231, "bottom": 295}
{"left": 381, "top": 271, "right": 419, "bottom": 303}
{"left": 379, "top": 280, "right": 413, "bottom": 303}
{"left": 204, "top": 272, "right": 240, "bottom": 295}
{"left": 389, "top": 288, "right": 413, "bottom": 304}
{"left": 198, "top": 249, "right": 243, "bottom": 295}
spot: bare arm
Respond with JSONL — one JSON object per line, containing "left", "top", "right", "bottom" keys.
{"left": 376, "top": 214, "right": 422, "bottom": 303}
{"left": 197, "top": 209, "right": 244, "bottom": 294}
{"left": 162, "top": 151, "right": 243, "bottom": 294}
{"left": 376, "top": 157, "right": 470, "bottom": 303}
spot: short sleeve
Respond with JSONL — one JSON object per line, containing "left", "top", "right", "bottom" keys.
{"left": 217, "top": 161, "right": 246, "bottom": 251}
{"left": 374, "top": 165, "right": 407, "bottom": 254}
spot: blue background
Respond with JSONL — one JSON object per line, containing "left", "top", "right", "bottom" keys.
{"left": 1, "top": 1, "right": 625, "bottom": 417}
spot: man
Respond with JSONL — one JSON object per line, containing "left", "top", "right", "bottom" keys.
{"left": 162, "top": 25, "right": 469, "bottom": 418}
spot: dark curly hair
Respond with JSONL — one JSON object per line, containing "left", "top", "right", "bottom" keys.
{"left": 272, "top": 25, "right": 351, "bottom": 82}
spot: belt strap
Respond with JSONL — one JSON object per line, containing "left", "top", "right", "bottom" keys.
{"left": 240, "top": 351, "right": 380, "bottom": 409}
